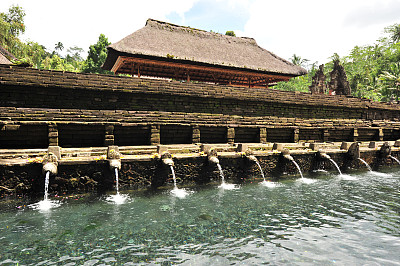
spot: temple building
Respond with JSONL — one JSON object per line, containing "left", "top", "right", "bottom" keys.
{"left": 103, "top": 19, "right": 307, "bottom": 87}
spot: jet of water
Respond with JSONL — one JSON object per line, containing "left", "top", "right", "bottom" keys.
{"left": 169, "top": 165, "right": 191, "bottom": 198}
{"left": 114, "top": 167, "right": 120, "bottom": 195}
{"left": 389, "top": 155, "right": 400, "bottom": 165}
{"left": 328, "top": 158, "right": 342, "bottom": 175}
{"left": 358, "top": 158, "right": 372, "bottom": 172}
{"left": 289, "top": 159, "right": 304, "bottom": 179}
{"left": 253, "top": 157, "right": 266, "bottom": 182}
{"left": 216, "top": 163, "right": 239, "bottom": 190}
{"left": 44, "top": 171, "right": 50, "bottom": 201}
{"left": 170, "top": 165, "right": 177, "bottom": 189}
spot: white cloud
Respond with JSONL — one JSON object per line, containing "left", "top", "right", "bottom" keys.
{"left": 241, "top": 0, "right": 400, "bottom": 64}
{"left": 0, "top": 0, "right": 198, "bottom": 55}
{"left": 1, "top": 0, "right": 399, "bottom": 63}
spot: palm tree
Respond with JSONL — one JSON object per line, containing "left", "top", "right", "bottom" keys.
{"left": 290, "top": 54, "right": 309, "bottom": 68}
{"left": 385, "top": 23, "right": 400, "bottom": 44}
{"left": 379, "top": 63, "right": 400, "bottom": 101}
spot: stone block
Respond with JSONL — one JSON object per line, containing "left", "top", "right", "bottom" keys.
{"left": 272, "top": 143, "right": 283, "bottom": 151}
{"left": 157, "top": 145, "right": 168, "bottom": 154}
{"left": 47, "top": 146, "right": 61, "bottom": 160}
{"left": 309, "top": 143, "right": 320, "bottom": 151}
{"left": 236, "top": 143, "right": 249, "bottom": 153}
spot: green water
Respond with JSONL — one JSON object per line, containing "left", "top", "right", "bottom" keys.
{"left": 0, "top": 169, "right": 399, "bottom": 265}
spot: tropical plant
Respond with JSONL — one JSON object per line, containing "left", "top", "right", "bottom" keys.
{"left": 82, "top": 34, "right": 111, "bottom": 74}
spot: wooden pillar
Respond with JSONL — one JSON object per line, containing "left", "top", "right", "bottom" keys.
{"left": 378, "top": 128, "right": 384, "bottom": 141}
{"left": 104, "top": 124, "right": 114, "bottom": 146}
{"left": 187, "top": 72, "right": 190, "bottom": 83}
{"left": 48, "top": 122, "right": 58, "bottom": 147}
{"left": 192, "top": 125, "right": 200, "bottom": 143}
{"left": 353, "top": 128, "right": 358, "bottom": 142}
{"left": 259, "top": 127, "right": 267, "bottom": 143}
{"left": 293, "top": 127, "right": 300, "bottom": 143}
{"left": 227, "top": 127, "right": 235, "bottom": 144}
{"left": 150, "top": 125, "right": 160, "bottom": 145}
{"left": 137, "top": 64, "right": 141, "bottom": 78}
{"left": 322, "top": 129, "right": 330, "bottom": 142}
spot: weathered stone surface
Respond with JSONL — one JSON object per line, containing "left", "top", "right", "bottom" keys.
{"left": 309, "top": 64, "right": 327, "bottom": 94}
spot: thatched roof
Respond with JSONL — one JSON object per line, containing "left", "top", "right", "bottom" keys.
{"left": 103, "top": 19, "right": 306, "bottom": 77}
{"left": 0, "top": 45, "right": 15, "bottom": 65}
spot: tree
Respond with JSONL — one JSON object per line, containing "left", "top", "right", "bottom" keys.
{"left": 82, "top": 34, "right": 111, "bottom": 74}
{"left": 290, "top": 54, "right": 309, "bottom": 68}
{"left": 0, "top": 5, "right": 26, "bottom": 57}
{"left": 384, "top": 23, "right": 400, "bottom": 44}
{"left": 379, "top": 63, "right": 400, "bottom": 101}
{"left": 225, "top": 31, "right": 236, "bottom": 37}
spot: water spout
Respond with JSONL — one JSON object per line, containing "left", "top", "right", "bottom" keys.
{"left": 44, "top": 171, "right": 50, "bottom": 201}
{"left": 281, "top": 149, "right": 303, "bottom": 179}
{"left": 316, "top": 150, "right": 341, "bottom": 175}
{"left": 328, "top": 158, "right": 342, "bottom": 175}
{"left": 29, "top": 153, "right": 60, "bottom": 211}
{"left": 358, "top": 158, "right": 372, "bottom": 172}
{"left": 246, "top": 154, "right": 267, "bottom": 183}
{"left": 389, "top": 155, "right": 400, "bottom": 165}
{"left": 106, "top": 166, "right": 128, "bottom": 204}
{"left": 114, "top": 167, "right": 120, "bottom": 195}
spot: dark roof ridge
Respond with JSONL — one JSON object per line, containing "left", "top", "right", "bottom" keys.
{"left": 145, "top": 18, "right": 257, "bottom": 44}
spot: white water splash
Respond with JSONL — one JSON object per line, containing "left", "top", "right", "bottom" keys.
{"left": 29, "top": 171, "right": 61, "bottom": 212}
{"left": 170, "top": 187, "right": 192, "bottom": 198}
{"left": 368, "top": 171, "right": 392, "bottom": 178}
{"left": 339, "top": 174, "right": 357, "bottom": 180}
{"left": 218, "top": 182, "right": 239, "bottom": 190}
{"left": 168, "top": 165, "right": 193, "bottom": 198}
{"left": 298, "top": 178, "right": 316, "bottom": 184}
{"left": 216, "top": 163, "right": 239, "bottom": 190}
{"left": 106, "top": 193, "right": 130, "bottom": 205}
{"left": 29, "top": 199, "right": 61, "bottom": 212}
{"left": 106, "top": 168, "right": 129, "bottom": 204}
{"left": 259, "top": 180, "right": 278, "bottom": 188}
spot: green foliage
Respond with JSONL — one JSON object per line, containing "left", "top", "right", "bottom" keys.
{"left": 275, "top": 23, "right": 400, "bottom": 102}
{"left": 82, "top": 34, "right": 111, "bottom": 74}
{"left": 0, "top": 5, "right": 26, "bottom": 57}
{"left": 273, "top": 65, "right": 317, "bottom": 92}
{"left": 225, "top": 31, "right": 236, "bottom": 37}
{"left": 0, "top": 5, "right": 88, "bottom": 73}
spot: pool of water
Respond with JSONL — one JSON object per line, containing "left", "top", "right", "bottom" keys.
{"left": 0, "top": 169, "right": 399, "bottom": 265}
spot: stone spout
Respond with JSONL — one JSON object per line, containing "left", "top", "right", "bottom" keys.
{"left": 281, "top": 148, "right": 293, "bottom": 161}
{"left": 316, "top": 150, "right": 331, "bottom": 160}
{"left": 247, "top": 155, "right": 258, "bottom": 162}
{"left": 42, "top": 152, "right": 58, "bottom": 175}
{"left": 107, "top": 146, "right": 121, "bottom": 170}
{"left": 379, "top": 142, "right": 391, "bottom": 158}
{"left": 207, "top": 148, "right": 219, "bottom": 164}
{"left": 347, "top": 142, "right": 360, "bottom": 160}
{"left": 109, "top": 159, "right": 121, "bottom": 170}
{"left": 161, "top": 152, "right": 174, "bottom": 166}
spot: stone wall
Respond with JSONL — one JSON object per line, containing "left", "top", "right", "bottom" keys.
{"left": 1, "top": 65, "right": 400, "bottom": 149}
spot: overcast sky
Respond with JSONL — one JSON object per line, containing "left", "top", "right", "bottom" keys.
{"left": 1, "top": 0, "right": 399, "bottom": 65}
